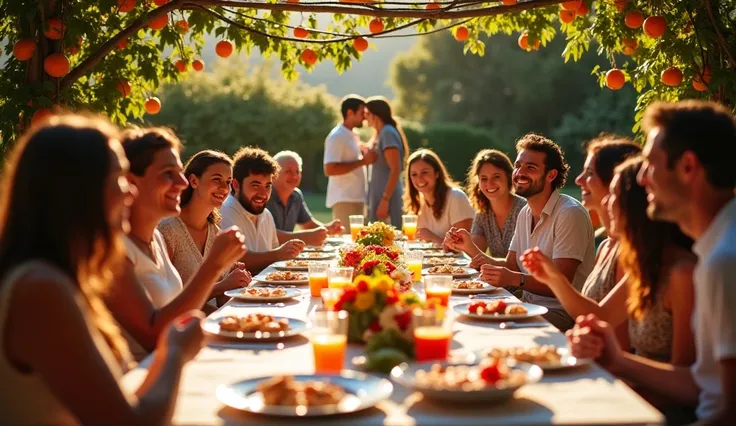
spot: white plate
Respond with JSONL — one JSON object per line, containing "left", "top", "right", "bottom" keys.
{"left": 453, "top": 302, "right": 548, "bottom": 321}
{"left": 253, "top": 273, "right": 309, "bottom": 285}
{"left": 297, "top": 252, "right": 336, "bottom": 261}
{"left": 451, "top": 280, "right": 496, "bottom": 295}
{"left": 421, "top": 251, "right": 458, "bottom": 258}
{"left": 406, "top": 242, "right": 443, "bottom": 251}
{"left": 325, "top": 237, "right": 346, "bottom": 246}
{"left": 272, "top": 260, "right": 324, "bottom": 272}
{"left": 216, "top": 371, "right": 393, "bottom": 417}
{"left": 423, "top": 258, "right": 470, "bottom": 267}
{"left": 422, "top": 266, "right": 477, "bottom": 278}
{"left": 390, "top": 360, "right": 542, "bottom": 403}
{"left": 478, "top": 347, "right": 592, "bottom": 371}
{"left": 224, "top": 287, "right": 302, "bottom": 302}
{"left": 303, "top": 245, "right": 337, "bottom": 253}
{"left": 202, "top": 316, "right": 309, "bottom": 341}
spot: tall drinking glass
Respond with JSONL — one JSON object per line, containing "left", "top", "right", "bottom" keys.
{"left": 424, "top": 274, "right": 452, "bottom": 307}
{"left": 328, "top": 267, "right": 354, "bottom": 289}
{"left": 405, "top": 250, "right": 424, "bottom": 282}
{"left": 310, "top": 310, "right": 348, "bottom": 373}
{"left": 413, "top": 308, "right": 454, "bottom": 362}
{"left": 349, "top": 215, "right": 364, "bottom": 241}
{"left": 308, "top": 263, "right": 329, "bottom": 298}
{"left": 402, "top": 214, "right": 418, "bottom": 241}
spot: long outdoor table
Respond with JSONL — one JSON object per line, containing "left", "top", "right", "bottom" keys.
{"left": 122, "top": 254, "right": 664, "bottom": 426}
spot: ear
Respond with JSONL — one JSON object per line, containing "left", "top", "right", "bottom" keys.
{"left": 546, "top": 169, "right": 558, "bottom": 184}
{"left": 188, "top": 174, "right": 199, "bottom": 189}
{"left": 677, "top": 151, "right": 699, "bottom": 183}
{"left": 231, "top": 179, "right": 240, "bottom": 193}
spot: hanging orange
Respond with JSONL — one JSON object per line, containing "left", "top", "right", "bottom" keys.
{"left": 117, "top": 0, "right": 136, "bottom": 12}
{"left": 13, "top": 39, "right": 36, "bottom": 61}
{"left": 559, "top": 9, "right": 576, "bottom": 24}
{"left": 661, "top": 67, "right": 683, "bottom": 86}
{"left": 518, "top": 32, "right": 540, "bottom": 51}
{"left": 561, "top": 1, "right": 582, "bottom": 11}
{"left": 426, "top": 2, "right": 440, "bottom": 10}
{"left": 44, "top": 53, "right": 70, "bottom": 78}
{"left": 501, "top": 0, "right": 517, "bottom": 4}
{"left": 116, "top": 80, "right": 132, "bottom": 97}
{"left": 117, "top": 38, "right": 129, "bottom": 49}
{"left": 353, "top": 37, "right": 369, "bottom": 52}
{"left": 455, "top": 26, "right": 469, "bottom": 41}
{"left": 622, "top": 38, "right": 637, "bottom": 55}
{"left": 66, "top": 37, "right": 83, "bottom": 55}
{"left": 44, "top": 18, "right": 65, "bottom": 40}
{"left": 175, "top": 60, "right": 188, "bottom": 73}
{"left": 192, "top": 59, "right": 204, "bottom": 71}
{"left": 605, "top": 69, "right": 626, "bottom": 90}
{"left": 369, "top": 19, "right": 384, "bottom": 34}
{"left": 693, "top": 66, "right": 711, "bottom": 91}
{"left": 145, "top": 97, "right": 162, "bottom": 114}
{"left": 643, "top": 16, "right": 666, "bottom": 38}
{"left": 153, "top": 0, "right": 168, "bottom": 5}
{"left": 577, "top": 2, "right": 589, "bottom": 16}
{"left": 625, "top": 10, "right": 644, "bottom": 28}
{"left": 215, "top": 40, "right": 233, "bottom": 58}
{"left": 148, "top": 14, "right": 168, "bottom": 30}
{"left": 613, "top": 0, "right": 627, "bottom": 12}
{"left": 301, "top": 49, "right": 317, "bottom": 65}
{"left": 176, "top": 20, "right": 189, "bottom": 33}
{"left": 294, "top": 26, "right": 309, "bottom": 38}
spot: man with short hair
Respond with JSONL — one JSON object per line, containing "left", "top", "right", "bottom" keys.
{"left": 568, "top": 100, "right": 736, "bottom": 425}
{"left": 221, "top": 146, "right": 304, "bottom": 272}
{"left": 323, "top": 94, "right": 378, "bottom": 227}
{"left": 267, "top": 150, "right": 343, "bottom": 246}
{"left": 467, "top": 133, "right": 595, "bottom": 331}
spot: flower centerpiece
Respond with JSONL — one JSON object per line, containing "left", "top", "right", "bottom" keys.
{"left": 338, "top": 244, "right": 413, "bottom": 291}
{"left": 355, "top": 221, "right": 397, "bottom": 247}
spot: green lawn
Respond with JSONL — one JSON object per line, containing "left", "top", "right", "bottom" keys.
{"left": 303, "top": 186, "right": 583, "bottom": 225}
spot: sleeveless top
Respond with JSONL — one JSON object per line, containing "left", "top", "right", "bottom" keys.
{"left": 0, "top": 261, "right": 124, "bottom": 425}
{"left": 158, "top": 217, "right": 218, "bottom": 284}
{"left": 581, "top": 239, "right": 620, "bottom": 302}
{"left": 629, "top": 291, "right": 673, "bottom": 363}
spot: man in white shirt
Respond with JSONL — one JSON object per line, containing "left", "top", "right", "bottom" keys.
{"left": 471, "top": 133, "right": 595, "bottom": 331}
{"left": 567, "top": 100, "right": 736, "bottom": 425}
{"left": 221, "top": 146, "right": 305, "bottom": 272}
{"left": 323, "top": 94, "right": 378, "bottom": 227}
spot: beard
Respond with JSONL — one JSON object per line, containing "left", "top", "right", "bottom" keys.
{"left": 514, "top": 176, "right": 545, "bottom": 198}
{"left": 237, "top": 190, "right": 267, "bottom": 215}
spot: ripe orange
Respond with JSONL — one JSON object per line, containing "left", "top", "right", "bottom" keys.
{"left": 216, "top": 40, "right": 233, "bottom": 58}
{"left": 44, "top": 53, "right": 70, "bottom": 78}
{"left": 559, "top": 9, "right": 576, "bottom": 24}
{"left": 13, "top": 39, "right": 36, "bottom": 61}
{"left": 501, "top": 0, "right": 517, "bottom": 4}
{"left": 118, "top": 0, "right": 136, "bottom": 13}
{"left": 625, "top": 10, "right": 643, "bottom": 28}
{"left": 44, "top": 18, "right": 66, "bottom": 40}
{"left": 661, "top": 67, "right": 683, "bottom": 86}
{"left": 176, "top": 20, "right": 189, "bottom": 33}
{"left": 643, "top": 16, "right": 666, "bottom": 38}
{"left": 293, "top": 26, "right": 309, "bottom": 38}
{"left": 605, "top": 69, "right": 625, "bottom": 90}
{"left": 301, "top": 49, "right": 317, "bottom": 65}
{"left": 153, "top": 0, "right": 169, "bottom": 5}
{"left": 353, "top": 37, "right": 369, "bottom": 52}
{"left": 145, "top": 97, "right": 162, "bottom": 114}
{"left": 116, "top": 80, "right": 132, "bottom": 97}
{"left": 455, "top": 26, "right": 469, "bottom": 41}
{"left": 577, "top": 2, "right": 589, "bottom": 16}
{"left": 192, "top": 59, "right": 204, "bottom": 71}
{"left": 426, "top": 2, "right": 440, "bottom": 10}
{"left": 117, "top": 38, "right": 129, "bottom": 49}
{"left": 32, "top": 108, "right": 53, "bottom": 126}
{"left": 561, "top": 1, "right": 582, "bottom": 11}
{"left": 693, "top": 66, "right": 711, "bottom": 91}
{"left": 175, "top": 60, "right": 188, "bottom": 73}
{"left": 286, "top": 0, "right": 300, "bottom": 3}
{"left": 613, "top": 0, "right": 627, "bottom": 12}
{"left": 622, "top": 38, "right": 637, "bottom": 55}
{"left": 518, "top": 32, "right": 540, "bottom": 51}
{"left": 148, "top": 14, "right": 168, "bottom": 30}
{"left": 66, "top": 37, "right": 83, "bottom": 55}
{"left": 369, "top": 18, "right": 384, "bottom": 34}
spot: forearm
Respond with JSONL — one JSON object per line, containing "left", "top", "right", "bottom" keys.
{"left": 530, "top": 273, "right": 610, "bottom": 319}
{"left": 382, "top": 168, "right": 400, "bottom": 199}
{"left": 613, "top": 353, "right": 700, "bottom": 406}
{"left": 300, "top": 220, "right": 322, "bottom": 230}
{"left": 324, "top": 161, "right": 364, "bottom": 176}
{"left": 132, "top": 349, "right": 186, "bottom": 425}
{"left": 470, "top": 234, "right": 487, "bottom": 255}
{"left": 240, "top": 250, "right": 282, "bottom": 272}
{"left": 509, "top": 272, "right": 558, "bottom": 297}
{"left": 278, "top": 229, "right": 317, "bottom": 245}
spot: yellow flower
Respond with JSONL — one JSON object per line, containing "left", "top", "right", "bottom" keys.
{"left": 354, "top": 291, "right": 376, "bottom": 311}
{"left": 370, "top": 275, "right": 394, "bottom": 293}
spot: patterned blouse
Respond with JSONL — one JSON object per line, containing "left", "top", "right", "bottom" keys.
{"left": 471, "top": 195, "right": 527, "bottom": 258}
{"left": 158, "top": 217, "right": 219, "bottom": 284}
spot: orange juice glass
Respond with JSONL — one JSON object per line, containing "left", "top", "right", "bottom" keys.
{"left": 308, "top": 263, "right": 330, "bottom": 297}
{"left": 413, "top": 308, "right": 454, "bottom": 362}
{"left": 321, "top": 288, "right": 344, "bottom": 310}
{"left": 424, "top": 274, "right": 453, "bottom": 307}
{"left": 402, "top": 214, "right": 418, "bottom": 241}
{"left": 328, "top": 267, "right": 354, "bottom": 289}
{"left": 310, "top": 310, "right": 348, "bottom": 373}
{"left": 349, "top": 215, "right": 364, "bottom": 241}
{"left": 405, "top": 250, "right": 424, "bottom": 282}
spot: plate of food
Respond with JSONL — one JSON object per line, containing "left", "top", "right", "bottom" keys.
{"left": 273, "top": 260, "right": 325, "bottom": 272}
{"left": 224, "top": 286, "right": 302, "bottom": 302}
{"left": 254, "top": 271, "right": 310, "bottom": 285}
{"left": 325, "top": 236, "right": 346, "bottom": 246}
{"left": 422, "top": 265, "right": 477, "bottom": 278}
{"left": 424, "top": 257, "right": 470, "bottom": 267}
{"left": 453, "top": 301, "right": 548, "bottom": 321}
{"left": 202, "top": 313, "right": 308, "bottom": 341}
{"left": 303, "top": 245, "right": 337, "bottom": 253}
{"left": 419, "top": 250, "right": 458, "bottom": 258}
{"left": 297, "top": 251, "right": 336, "bottom": 261}
{"left": 390, "top": 358, "right": 542, "bottom": 403}
{"left": 406, "top": 242, "right": 444, "bottom": 251}
{"left": 480, "top": 346, "right": 591, "bottom": 371}
{"left": 451, "top": 279, "right": 496, "bottom": 295}
{"left": 216, "top": 371, "right": 393, "bottom": 417}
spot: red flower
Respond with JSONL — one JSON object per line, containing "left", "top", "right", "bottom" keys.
{"left": 394, "top": 310, "right": 412, "bottom": 330}
{"left": 342, "top": 250, "right": 362, "bottom": 268}
{"left": 369, "top": 320, "right": 382, "bottom": 332}
{"left": 357, "top": 279, "right": 369, "bottom": 292}
{"left": 386, "top": 291, "right": 398, "bottom": 305}
{"left": 342, "top": 288, "right": 357, "bottom": 302}
{"left": 334, "top": 300, "right": 344, "bottom": 311}
{"left": 361, "top": 259, "right": 381, "bottom": 275}
{"left": 384, "top": 261, "right": 396, "bottom": 273}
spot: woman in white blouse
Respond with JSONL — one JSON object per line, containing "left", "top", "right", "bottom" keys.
{"left": 403, "top": 149, "right": 475, "bottom": 244}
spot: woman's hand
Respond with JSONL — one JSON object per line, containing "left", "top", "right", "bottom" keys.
{"left": 206, "top": 227, "right": 247, "bottom": 272}
{"left": 519, "top": 247, "right": 564, "bottom": 288}
{"left": 376, "top": 199, "right": 389, "bottom": 220}
{"left": 416, "top": 228, "right": 441, "bottom": 244}
{"left": 161, "top": 310, "right": 205, "bottom": 363}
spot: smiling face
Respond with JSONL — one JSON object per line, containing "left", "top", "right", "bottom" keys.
{"left": 409, "top": 159, "right": 439, "bottom": 196}
{"left": 236, "top": 173, "right": 273, "bottom": 215}
{"left": 275, "top": 157, "right": 302, "bottom": 193}
{"left": 512, "top": 149, "right": 552, "bottom": 199}
{"left": 478, "top": 162, "right": 510, "bottom": 202}
{"left": 637, "top": 127, "right": 686, "bottom": 223}
{"left": 345, "top": 105, "right": 365, "bottom": 129}
{"left": 189, "top": 161, "right": 232, "bottom": 209}
{"left": 364, "top": 108, "right": 380, "bottom": 129}
{"left": 575, "top": 153, "right": 609, "bottom": 211}
{"left": 128, "top": 147, "right": 187, "bottom": 221}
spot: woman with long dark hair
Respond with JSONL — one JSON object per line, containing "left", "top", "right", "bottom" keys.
{"left": 365, "top": 96, "right": 410, "bottom": 227}
{"left": 520, "top": 157, "right": 696, "bottom": 366}
{"left": 0, "top": 115, "right": 203, "bottom": 424}
{"left": 403, "top": 148, "right": 474, "bottom": 244}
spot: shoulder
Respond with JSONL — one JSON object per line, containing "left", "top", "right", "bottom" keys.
{"left": 513, "top": 195, "right": 528, "bottom": 209}
{"left": 6, "top": 262, "right": 79, "bottom": 306}
{"left": 448, "top": 187, "right": 469, "bottom": 202}
{"left": 157, "top": 217, "right": 179, "bottom": 235}
{"left": 292, "top": 187, "right": 305, "bottom": 201}
{"left": 556, "top": 195, "right": 591, "bottom": 220}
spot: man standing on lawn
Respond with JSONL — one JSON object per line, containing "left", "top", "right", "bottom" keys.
{"left": 323, "top": 94, "right": 378, "bottom": 228}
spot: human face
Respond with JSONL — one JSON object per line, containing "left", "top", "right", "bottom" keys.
{"left": 346, "top": 105, "right": 365, "bottom": 129}
{"left": 605, "top": 175, "right": 623, "bottom": 237}
{"left": 512, "top": 149, "right": 550, "bottom": 198}
{"left": 106, "top": 141, "right": 136, "bottom": 234}
{"left": 477, "top": 162, "right": 510, "bottom": 202}
{"left": 364, "top": 108, "right": 379, "bottom": 129}
{"left": 637, "top": 127, "right": 686, "bottom": 223}
{"left": 409, "top": 159, "right": 438, "bottom": 195}
{"left": 236, "top": 173, "right": 273, "bottom": 215}
{"left": 128, "top": 147, "right": 187, "bottom": 221}
{"left": 190, "top": 162, "right": 232, "bottom": 209}
{"left": 575, "top": 153, "right": 608, "bottom": 211}
{"left": 275, "top": 157, "right": 301, "bottom": 192}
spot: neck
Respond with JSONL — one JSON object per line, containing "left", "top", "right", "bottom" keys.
{"left": 422, "top": 190, "right": 436, "bottom": 206}
{"left": 342, "top": 120, "right": 353, "bottom": 130}
{"left": 682, "top": 191, "right": 734, "bottom": 240}
{"left": 275, "top": 185, "right": 292, "bottom": 204}
{"left": 526, "top": 188, "right": 554, "bottom": 221}
{"left": 128, "top": 207, "right": 161, "bottom": 243}
{"left": 490, "top": 193, "right": 514, "bottom": 215}
{"left": 179, "top": 199, "right": 211, "bottom": 230}
{"left": 375, "top": 121, "right": 385, "bottom": 133}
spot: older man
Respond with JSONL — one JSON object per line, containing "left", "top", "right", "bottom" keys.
{"left": 267, "top": 151, "right": 343, "bottom": 246}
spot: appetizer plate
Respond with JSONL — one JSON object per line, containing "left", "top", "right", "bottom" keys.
{"left": 297, "top": 252, "right": 336, "bottom": 261}
{"left": 253, "top": 273, "right": 310, "bottom": 285}
{"left": 423, "top": 258, "right": 470, "bottom": 267}
{"left": 453, "top": 302, "right": 548, "bottom": 321}
{"left": 224, "top": 287, "right": 302, "bottom": 302}
{"left": 202, "top": 316, "right": 308, "bottom": 341}
{"left": 451, "top": 280, "right": 497, "bottom": 295}
{"left": 422, "top": 266, "right": 477, "bottom": 279}
{"left": 272, "top": 260, "right": 324, "bottom": 272}
{"left": 478, "top": 347, "right": 592, "bottom": 372}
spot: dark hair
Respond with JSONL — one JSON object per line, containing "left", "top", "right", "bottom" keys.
{"left": 0, "top": 114, "right": 130, "bottom": 365}
{"left": 232, "top": 146, "right": 280, "bottom": 191}
{"left": 181, "top": 150, "right": 233, "bottom": 224}
{"left": 585, "top": 134, "right": 642, "bottom": 186}
{"left": 613, "top": 156, "right": 694, "bottom": 321}
{"left": 466, "top": 149, "right": 514, "bottom": 213}
{"left": 365, "top": 96, "right": 410, "bottom": 163}
{"left": 120, "top": 127, "right": 181, "bottom": 176}
{"left": 404, "top": 149, "right": 457, "bottom": 219}
{"left": 642, "top": 100, "right": 736, "bottom": 189}
{"left": 340, "top": 94, "right": 366, "bottom": 119}
{"left": 515, "top": 133, "right": 569, "bottom": 190}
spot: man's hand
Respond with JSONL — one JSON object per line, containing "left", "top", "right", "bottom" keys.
{"left": 325, "top": 220, "right": 344, "bottom": 235}
{"left": 361, "top": 148, "right": 378, "bottom": 166}
{"left": 277, "top": 239, "right": 305, "bottom": 260}
{"left": 566, "top": 314, "right": 625, "bottom": 372}
{"left": 470, "top": 252, "right": 493, "bottom": 269}
{"left": 480, "top": 264, "right": 518, "bottom": 286}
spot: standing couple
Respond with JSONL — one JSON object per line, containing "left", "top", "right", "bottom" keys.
{"left": 323, "top": 95, "right": 410, "bottom": 230}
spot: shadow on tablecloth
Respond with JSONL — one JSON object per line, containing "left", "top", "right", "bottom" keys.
{"left": 216, "top": 404, "right": 386, "bottom": 425}
{"left": 206, "top": 334, "right": 310, "bottom": 353}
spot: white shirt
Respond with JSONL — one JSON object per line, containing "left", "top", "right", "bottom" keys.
{"left": 221, "top": 194, "right": 279, "bottom": 252}
{"left": 418, "top": 187, "right": 475, "bottom": 238}
{"left": 323, "top": 124, "right": 367, "bottom": 208}
{"left": 123, "top": 230, "right": 182, "bottom": 307}
{"left": 509, "top": 190, "right": 595, "bottom": 310}
{"left": 691, "top": 197, "right": 736, "bottom": 420}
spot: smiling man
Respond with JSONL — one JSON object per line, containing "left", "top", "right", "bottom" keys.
{"left": 267, "top": 151, "right": 343, "bottom": 246}
{"left": 472, "top": 133, "right": 595, "bottom": 331}
{"left": 220, "top": 146, "right": 305, "bottom": 272}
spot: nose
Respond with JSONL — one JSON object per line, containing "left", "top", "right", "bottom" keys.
{"left": 636, "top": 163, "right": 649, "bottom": 186}
{"left": 574, "top": 171, "right": 585, "bottom": 187}
{"left": 174, "top": 172, "right": 188, "bottom": 189}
